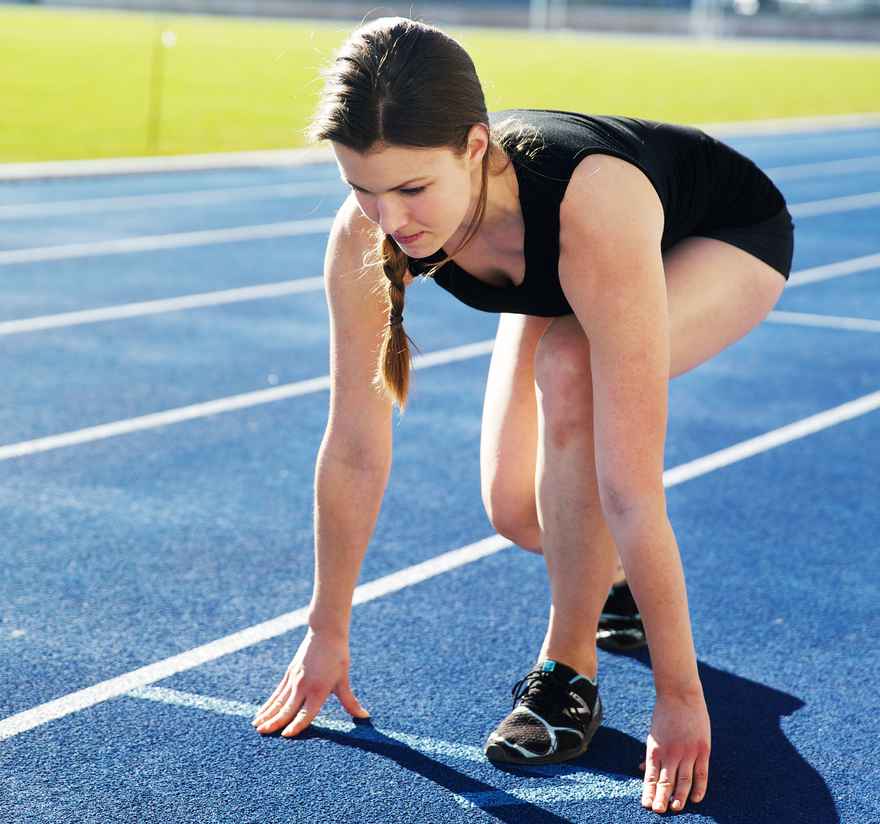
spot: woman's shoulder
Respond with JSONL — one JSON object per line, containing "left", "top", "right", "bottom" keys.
{"left": 333, "top": 195, "right": 420, "bottom": 286}
{"left": 489, "top": 108, "right": 642, "bottom": 164}
{"left": 561, "top": 153, "right": 663, "bottom": 235}
{"left": 325, "top": 196, "right": 387, "bottom": 284}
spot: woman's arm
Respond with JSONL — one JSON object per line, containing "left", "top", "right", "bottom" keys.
{"left": 557, "top": 154, "right": 699, "bottom": 690}
{"left": 309, "top": 449, "right": 391, "bottom": 637}
{"left": 252, "top": 196, "right": 395, "bottom": 738}
{"left": 557, "top": 154, "right": 710, "bottom": 810}
{"left": 308, "top": 193, "right": 396, "bottom": 635}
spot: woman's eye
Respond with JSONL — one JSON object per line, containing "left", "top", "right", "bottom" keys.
{"left": 400, "top": 186, "right": 425, "bottom": 196}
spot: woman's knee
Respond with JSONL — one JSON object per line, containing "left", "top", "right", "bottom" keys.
{"left": 482, "top": 489, "right": 543, "bottom": 553}
{"left": 488, "top": 517, "right": 543, "bottom": 554}
{"left": 534, "top": 316, "right": 594, "bottom": 433}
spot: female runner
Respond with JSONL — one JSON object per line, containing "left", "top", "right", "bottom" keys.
{"left": 251, "top": 16, "right": 794, "bottom": 816}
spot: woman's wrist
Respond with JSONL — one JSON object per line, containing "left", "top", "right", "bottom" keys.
{"left": 307, "top": 601, "right": 351, "bottom": 641}
{"left": 654, "top": 668, "right": 704, "bottom": 700}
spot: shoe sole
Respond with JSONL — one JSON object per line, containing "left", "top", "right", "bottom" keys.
{"left": 596, "top": 628, "right": 647, "bottom": 652}
{"left": 596, "top": 613, "right": 647, "bottom": 652}
{"left": 484, "top": 695, "right": 604, "bottom": 766}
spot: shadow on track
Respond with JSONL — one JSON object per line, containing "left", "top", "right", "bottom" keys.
{"left": 580, "top": 649, "right": 838, "bottom": 824}
{"left": 254, "top": 654, "right": 835, "bottom": 822}
{"left": 277, "top": 718, "right": 575, "bottom": 823}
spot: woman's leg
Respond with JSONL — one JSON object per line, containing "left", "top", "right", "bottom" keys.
{"left": 480, "top": 312, "right": 628, "bottom": 577}
{"left": 532, "top": 328, "right": 619, "bottom": 680}
{"left": 480, "top": 316, "right": 626, "bottom": 589}
{"left": 479, "top": 312, "right": 553, "bottom": 552}
{"left": 533, "top": 237, "right": 786, "bottom": 679}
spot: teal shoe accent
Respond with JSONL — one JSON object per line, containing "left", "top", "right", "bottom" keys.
{"left": 541, "top": 660, "right": 556, "bottom": 672}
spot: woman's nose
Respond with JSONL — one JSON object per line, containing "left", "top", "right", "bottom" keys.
{"left": 377, "top": 197, "right": 406, "bottom": 236}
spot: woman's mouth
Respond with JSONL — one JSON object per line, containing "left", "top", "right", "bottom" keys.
{"left": 394, "top": 231, "right": 424, "bottom": 245}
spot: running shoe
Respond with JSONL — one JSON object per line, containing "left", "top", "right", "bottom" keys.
{"left": 597, "top": 580, "right": 647, "bottom": 652}
{"left": 484, "top": 659, "right": 603, "bottom": 765}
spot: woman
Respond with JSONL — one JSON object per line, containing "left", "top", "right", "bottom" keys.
{"left": 251, "top": 16, "right": 794, "bottom": 816}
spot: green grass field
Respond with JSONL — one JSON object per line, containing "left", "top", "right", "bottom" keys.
{"left": 2, "top": 5, "right": 879, "bottom": 162}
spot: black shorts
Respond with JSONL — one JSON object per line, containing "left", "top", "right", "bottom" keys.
{"left": 694, "top": 206, "right": 795, "bottom": 281}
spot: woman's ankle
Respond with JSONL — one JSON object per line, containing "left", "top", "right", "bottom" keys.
{"left": 537, "top": 648, "right": 598, "bottom": 683}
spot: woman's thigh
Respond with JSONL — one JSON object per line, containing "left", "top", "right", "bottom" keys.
{"left": 662, "top": 235, "right": 786, "bottom": 378}
{"left": 479, "top": 312, "right": 553, "bottom": 544}
{"left": 480, "top": 236, "right": 786, "bottom": 540}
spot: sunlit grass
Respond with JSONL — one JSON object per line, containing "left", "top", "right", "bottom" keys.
{"left": 2, "top": 5, "right": 878, "bottom": 161}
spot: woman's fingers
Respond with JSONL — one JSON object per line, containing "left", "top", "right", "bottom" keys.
{"left": 252, "top": 679, "right": 364, "bottom": 741}
{"left": 642, "top": 746, "right": 685, "bottom": 815}
{"left": 643, "top": 690, "right": 711, "bottom": 813}
{"left": 281, "top": 692, "right": 323, "bottom": 737}
{"left": 651, "top": 761, "right": 677, "bottom": 813}
{"left": 255, "top": 683, "right": 304, "bottom": 734}
{"left": 252, "top": 700, "right": 286, "bottom": 728}
{"left": 641, "top": 747, "right": 661, "bottom": 810}
{"left": 252, "top": 671, "right": 290, "bottom": 725}
{"left": 335, "top": 678, "right": 370, "bottom": 719}
{"left": 252, "top": 691, "right": 289, "bottom": 728}
{"left": 691, "top": 750, "right": 710, "bottom": 803}
{"left": 670, "top": 759, "right": 695, "bottom": 812}
{"left": 253, "top": 631, "right": 360, "bottom": 737}
{"left": 252, "top": 691, "right": 291, "bottom": 729}
{"left": 642, "top": 752, "right": 706, "bottom": 813}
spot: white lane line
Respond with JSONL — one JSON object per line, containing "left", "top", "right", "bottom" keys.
{"left": 130, "top": 686, "right": 262, "bottom": 723}
{"left": 698, "top": 112, "right": 880, "bottom": 137}
{"left": 767, "top": 310, "right": 880, "bottom": 333}
{"left": 128, "top": 685, "right": 489, "bottom": 764}
{"left": 0, "top": 534, "right": 510, "bottom": 742}
{"left": 0, "top": 217, "right": 334, "bottom": 266}
{"left": 0, "top": 188, "right": 876, "bottom": 268}
{"left": 0, "top": 181, "right": 345, "bottom": 220}
{"left": 129, "top": 685, "right": 641, "bottom": 806}
{"left": 1, "top": 242, "right": 878, "bottom": 338}
{"left": 454, "top": 778, "right": 641, "bottom": 810}
{"left": 766, "top": 154, "right": 880, "bottom": 181}
{"left": 2, "top": 111, "right": 878, "bottom": 181}
{"left": 0, "top": 376, "right": 328, "bottom": 462}
{"left": 787, "top": 252, "right": 880, "bottom": 288}
{"left": 0, "top": 146, "right": 335, "bottom": 181}
{"left": 788, "top": 191, "right": 880, "bottom": 218}
{"left": 0, "top": 278, "right": 324, "bottom": 336}
{"left": 3, "top": 388, "right": 879, "bottom": 741}
{"left": 2, "top": 290, "right": 880, "bottom": 458}
{"left": 0, "top": 257, "right": 875, "bottom": 461}
{"left": 1, "top": 156, "right": 876, "bottom": 221}
{"left": 0, "top": 340, "right": 496, "bottom": 461}
{"left": 661, "top": 389, "right": 880, "bottom": 487}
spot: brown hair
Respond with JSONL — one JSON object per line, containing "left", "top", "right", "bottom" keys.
{"left": 307, "top": 16, "right": 539, "bottom": 412}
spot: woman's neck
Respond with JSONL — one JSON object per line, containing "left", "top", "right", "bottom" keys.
{"left": 450, "top": 155, "right": 521, "bottom": 255}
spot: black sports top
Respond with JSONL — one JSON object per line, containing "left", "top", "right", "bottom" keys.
{"left": 407, "top": 109, "right": 786, "bottom": 316}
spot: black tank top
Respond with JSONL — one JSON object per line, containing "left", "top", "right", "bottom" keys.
{"left": 407, "top": 109, "right": 786, "bottom": 316}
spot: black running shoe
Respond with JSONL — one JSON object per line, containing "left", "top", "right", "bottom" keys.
{"left": 597, "top": 581, "right": 647, "bottom": 652}
{"left": 484, "top": 659, "right": 603, "bottom": 765}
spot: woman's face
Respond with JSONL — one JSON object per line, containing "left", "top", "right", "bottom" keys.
{"left": 332, "top": 126, "right": 488, "bottom": 257}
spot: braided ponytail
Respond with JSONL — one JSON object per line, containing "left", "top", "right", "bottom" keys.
{"left": 372, "top": 234, "right": 420, "bottom": 412}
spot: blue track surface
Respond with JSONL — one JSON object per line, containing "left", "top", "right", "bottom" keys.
{"left": 1, "top": 123, "right": 879, "bottom": 824}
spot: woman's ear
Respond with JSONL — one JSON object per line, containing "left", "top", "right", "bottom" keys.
{"left": 466, "top": 123, "right": 490, "bottom": 167}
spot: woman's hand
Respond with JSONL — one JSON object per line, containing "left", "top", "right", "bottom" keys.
{"left": 638, "top": 686, "right": 711, "bottom": 814}
{"left": 251, "top": 628, "right": 370, "bottom": 737}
